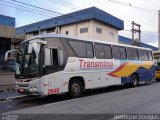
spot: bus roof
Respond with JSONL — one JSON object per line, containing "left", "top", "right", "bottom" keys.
{"left": 22, "top": 33, "right": 152, "bottom": 51}
{"left": 153, "top": 51, "right": 160, "bottom": 54}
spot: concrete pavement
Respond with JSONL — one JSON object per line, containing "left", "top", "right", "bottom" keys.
{"left": 7, "top": 82, "right": 160, "bottom": 114}
{"left": 0, "top": 91, "right": 25, "bottom": 102}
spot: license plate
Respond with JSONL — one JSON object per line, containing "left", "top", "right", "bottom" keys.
{"left": 19, "top": 89, "right": 24, "bottom": 92}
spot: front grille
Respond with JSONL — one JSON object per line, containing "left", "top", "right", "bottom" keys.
{"left": 17, "top": 83, "right": 29, "bottom": 87}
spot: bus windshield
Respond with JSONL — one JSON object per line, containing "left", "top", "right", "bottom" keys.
{"left": 16, "top": 39, "right": 41, "bottom": 79}
{"left": 156, "top": 57, "right": 160, "bottom": 71}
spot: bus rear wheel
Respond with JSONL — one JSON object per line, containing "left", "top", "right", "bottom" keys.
{"left": 156, "top": 78, "right": 160, "bottom": 81}
{"left": 130, "top": 74, "right": 139, "bottom": 87}
{"left": 145, "top": 80, "right": 151, "bottom": 85}
{"left": 69, "top": 79, "right": 83, "bottom": 98}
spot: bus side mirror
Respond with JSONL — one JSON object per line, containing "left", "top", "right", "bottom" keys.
{"left": 5, "top": 50, "right": 21, "bottom": 61}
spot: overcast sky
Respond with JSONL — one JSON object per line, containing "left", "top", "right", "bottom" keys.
{"left": 0, "top": 0, "right": 159, "bottom": 47}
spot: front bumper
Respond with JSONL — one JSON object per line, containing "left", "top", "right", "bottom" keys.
{"left": 16, "top": 78, "right": 44, "bottom": 95}
{"left": 155, "top": 71, "right": 160, "bottom": 79}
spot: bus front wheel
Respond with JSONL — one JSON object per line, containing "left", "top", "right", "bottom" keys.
{"left": 69, "top": 79, "right": 83, "bottom": 98}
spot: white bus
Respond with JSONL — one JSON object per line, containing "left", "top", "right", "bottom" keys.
{"left": 5, "top": 34, "right": 155, "bottom": 98}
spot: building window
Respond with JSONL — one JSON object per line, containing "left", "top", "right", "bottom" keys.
{"left": 47, "top": 28, "right": 56, "bottom": 33}
{"left": 109, "top": 32, "right": 114, "bottom": 38}
{"left": 96, "top": 27, "right": 102, "bottom": 34}
{"left": 80, "top": 27, "right": 88, "bottom": 33}
{"left": 33, "top": 31, "right": 39, "bottom": 36}
{"left": 66, "top": 31, "right": 69, "bottom": 35}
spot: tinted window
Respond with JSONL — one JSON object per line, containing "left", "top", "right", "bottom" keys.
{"left": 104, "top": 45, "right": 112, "bottom": 59}
{"left": 113, "top": 46, "right": 126, "bottom": 60}
{"left": 86, "top": 43, "right": 94, "bottom": 58}
{"left": 95, "top": 44, "right": 105, "bottom": 59}
{"left": 148, "top": 51, "right": 153, "bottom": 60}
{"left": 138, "top": 50, "right": 148, "bottom": 61}
{"left": 96, "top": 27, "right": 102, "bottom": 34}
{"left": 69, "top": 41, "right": 87, "bottom": 57}
{"left": 127, "top": 48, "right": 138, "bottom": 60}
{"left": 80, "top": 27, "right": 88, "bottom": 33}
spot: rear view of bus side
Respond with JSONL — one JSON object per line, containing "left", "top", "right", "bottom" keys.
{"left": 8, "top": 34, "right": 155, "bottom": 98}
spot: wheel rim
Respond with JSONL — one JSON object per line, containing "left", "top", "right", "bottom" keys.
{"left": 71, "top": 83, "right": 80, "bottom": 96}
{"left": 132, "top": 75, "right": 137, "bottom": 86}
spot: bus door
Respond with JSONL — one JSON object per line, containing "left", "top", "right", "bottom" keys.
{"left": 43, "top": 48, "right": 62, "bottom": 93}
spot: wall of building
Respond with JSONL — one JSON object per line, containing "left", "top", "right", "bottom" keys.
{"left": 91, "top": 20, "right": 118, "bottom": 42}
{"left": 60, "top": 20, "right": 118, "bottom": 43}
{"left": 24, "top": 20, "right": 119, "bottom": 43}
{"left": 0, "top": 25, "right": 15, "bottom": 38}
{"left": 0, "top": 15, "right": 16, "bottom": 71}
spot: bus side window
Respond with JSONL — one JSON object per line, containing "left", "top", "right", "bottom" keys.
{"left": 86, "top": 42, "right": 94, "bottom": 58}
{"left": 113, "top": 46, "right": 126, "bottom": 60}
{"left": 127, "top": 48, "right": 138, "bottom": 60}
{"left": 104, "top": 45, "right": 112, "bottom": 59}
{"left": 95, "top": 43, "right": 105, "bottom": 59}
{"left": 147, "top": 51, "right": 153, "bottom": 61}
{"left": 44, "top": 48, "right": 59, "bottom": 66}
{"left": 52, "top": 49, "right": 58, "bottom": 65}
{"left": 68, "top": 40, "right": 87, "bottom": 58}
{"left": 138, "top": 50, "right": 148, "bottom": 61}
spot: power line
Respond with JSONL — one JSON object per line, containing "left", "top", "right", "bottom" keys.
{"left": 122, "top": 29, "right": 159, "bottom": 38}
{"left": 107, "top": 0, "right": 157, "bottom": 13}
{"left": 9, "top": 0, "right": 84, "bottom": 21}
{"left": 58, "top": 0, "right": 83, "bottom": 9}
{"left": 47, "top": 0, "right": 80, "bottom": 10}
{"left": 6, "top": 0, "right": 158, "bottom": 31}
{"left": 1, "top": 0, "right": 57, "bottom": 17}
{"left": 0, "top": 2, "right": 52, "bottom": 18}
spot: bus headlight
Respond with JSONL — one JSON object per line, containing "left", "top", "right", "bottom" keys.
{"left": 33, "top": 86, "right": 37, "bottom": 91}
{"left": 30, "top": 86, "right": 37, "bottom": 91}
{"left": 30, "top": 87, "right": 33, "bottom": 91}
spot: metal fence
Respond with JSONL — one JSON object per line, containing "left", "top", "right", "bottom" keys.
{"left": 0, "top": 71, "right": 16, "bottom": 92}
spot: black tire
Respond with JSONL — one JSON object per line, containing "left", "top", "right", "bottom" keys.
{"left": 145, "top": 80, "right": 151, "bottom": 85}
{"left": 156, "top": 78, "right": 160, "bottom": 81}
{"left": 130, "top": 74, "right": 139, "bottom": 87}
{"left": 69, "top": 79, "right": 84, "bottom": 98}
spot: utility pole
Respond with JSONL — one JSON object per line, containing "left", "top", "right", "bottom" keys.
{"left": 158, "top": 10, "right": 160, "bottom": 50}
{"left": 131, "top": 21, "right": 141, "bottom": 46}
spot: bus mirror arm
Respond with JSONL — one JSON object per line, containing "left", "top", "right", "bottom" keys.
{"left": 5, "top": 49, "right": 21, "bottom": 61}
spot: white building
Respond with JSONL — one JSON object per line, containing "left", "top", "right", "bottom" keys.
{"left": 16, "top": 7, "right": 124, "bottom": 43}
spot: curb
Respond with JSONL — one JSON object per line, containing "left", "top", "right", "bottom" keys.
{"left": 6, "top": 95, "right": 26, "bottom": 100}
{"left": 0, "top": 95, "right": 26, "bottom": 102}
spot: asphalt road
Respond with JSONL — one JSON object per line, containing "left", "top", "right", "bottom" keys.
{"left": 1, "top": 81, "right": 160, "bottom": 120}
